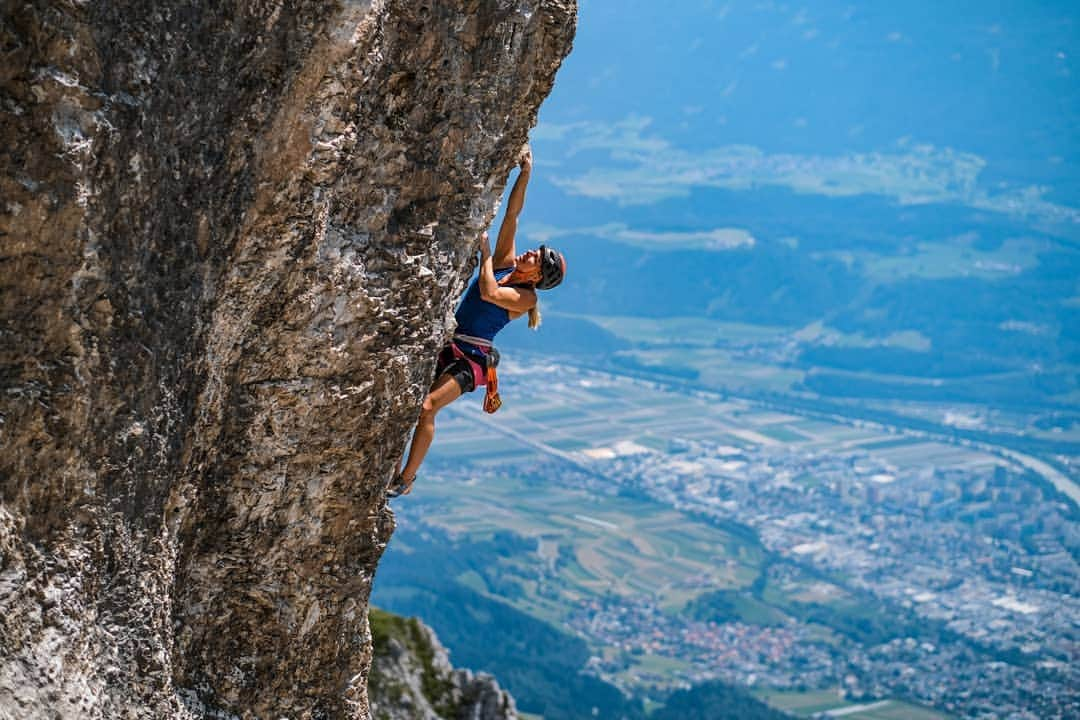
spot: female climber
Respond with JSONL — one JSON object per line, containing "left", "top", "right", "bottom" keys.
{"left": 388, "top": 146, "right": 566, "bottom": 497}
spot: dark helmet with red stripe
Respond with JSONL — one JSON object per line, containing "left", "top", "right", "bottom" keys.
{"left": 536, "top": 245, "right": 566, "bottom": 290}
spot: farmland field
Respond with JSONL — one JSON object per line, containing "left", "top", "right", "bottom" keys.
{"left": 400, "top": 468, "right": 763, "bottom": 612}
{"left": 376, "top": 360, "right": 1018, "bottom": 700}
{"left": 754, "top": 690, "right": 954, "bottom": 719}
{"left": 436, "top": 359, "right": 1006, "bottom": 480}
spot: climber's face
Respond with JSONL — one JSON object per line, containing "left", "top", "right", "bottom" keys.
{"left": 514, "top": 248, "right": 542, "bottom": 281}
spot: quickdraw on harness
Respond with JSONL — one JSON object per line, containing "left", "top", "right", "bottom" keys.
{"left": 482, "top": 348, "right": 501, "bottom": 414}
{"left": 453, "top": 333, "right": 502, "bottom": 414}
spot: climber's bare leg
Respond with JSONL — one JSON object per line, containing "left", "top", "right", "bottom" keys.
{"left": 398, "top": 373, "right": 463, "bottom": 492}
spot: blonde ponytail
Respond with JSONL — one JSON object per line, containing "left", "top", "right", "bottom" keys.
{"left": 528, "top": 301, "right": 542, "bottom": 330}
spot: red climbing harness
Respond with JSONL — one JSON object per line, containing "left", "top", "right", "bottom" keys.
{"left": 451, "top": 334, "right": 502, "bottom": 413}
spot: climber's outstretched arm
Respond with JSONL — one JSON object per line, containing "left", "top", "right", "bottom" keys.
{"left": 493, "top": 145, "right": 532, "bottom": 269}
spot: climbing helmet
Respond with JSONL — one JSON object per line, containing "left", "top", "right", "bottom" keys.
{"left": 536, "top": 245, "right": 566, "bottom": 290}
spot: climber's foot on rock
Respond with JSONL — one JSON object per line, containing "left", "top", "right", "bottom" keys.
{"left": 386, "top": 473, "right": 415, "bottom": 498}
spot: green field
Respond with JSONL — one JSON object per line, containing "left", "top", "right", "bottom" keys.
{"left": 754, "top": 690, "right": 953, "bottom": 719}
{"left": 411, "top": 469, "right": 763, "bottom": 613}
{"left": 755, "top": 689, "right": 851, "bottom": 715}
{"left": 620, "top": 653, "right": 695, "bottom": 683}
{"left": 853, "top": 236, "right": 1043, "bottom": 282}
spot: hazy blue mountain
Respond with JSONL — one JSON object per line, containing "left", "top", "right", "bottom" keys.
{"left": 532, "top": 0, "right": 1078, "bottom": 199}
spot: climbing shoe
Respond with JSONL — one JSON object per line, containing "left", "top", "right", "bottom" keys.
{"left": 386, "top": 473, "right": 414, "bottom": 498}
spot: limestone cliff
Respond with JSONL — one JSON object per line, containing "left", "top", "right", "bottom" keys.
{"left": 0, "top": 2, "right": 575, "bottom": 718}
{"left": 368, "top": 609, "right": 516, "bottom": 720}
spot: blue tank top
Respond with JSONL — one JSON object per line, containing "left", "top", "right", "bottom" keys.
{"left": 455, "top": 266, "right": 516, "bottom": 343}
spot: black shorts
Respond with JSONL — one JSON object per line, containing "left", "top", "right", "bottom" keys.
{"left": 436, "top": 345, "right": 478, "bottom": 393}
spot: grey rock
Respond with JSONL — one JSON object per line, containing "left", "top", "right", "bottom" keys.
{"left": 368, "top": 612, "right": 516, "bottom": 720}
{"left": 0, "top": 1, "right": 575, "bottom": 718}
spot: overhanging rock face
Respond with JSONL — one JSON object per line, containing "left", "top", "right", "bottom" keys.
{"left": 0, "top": 2, "right": 576, "bottom": 718}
